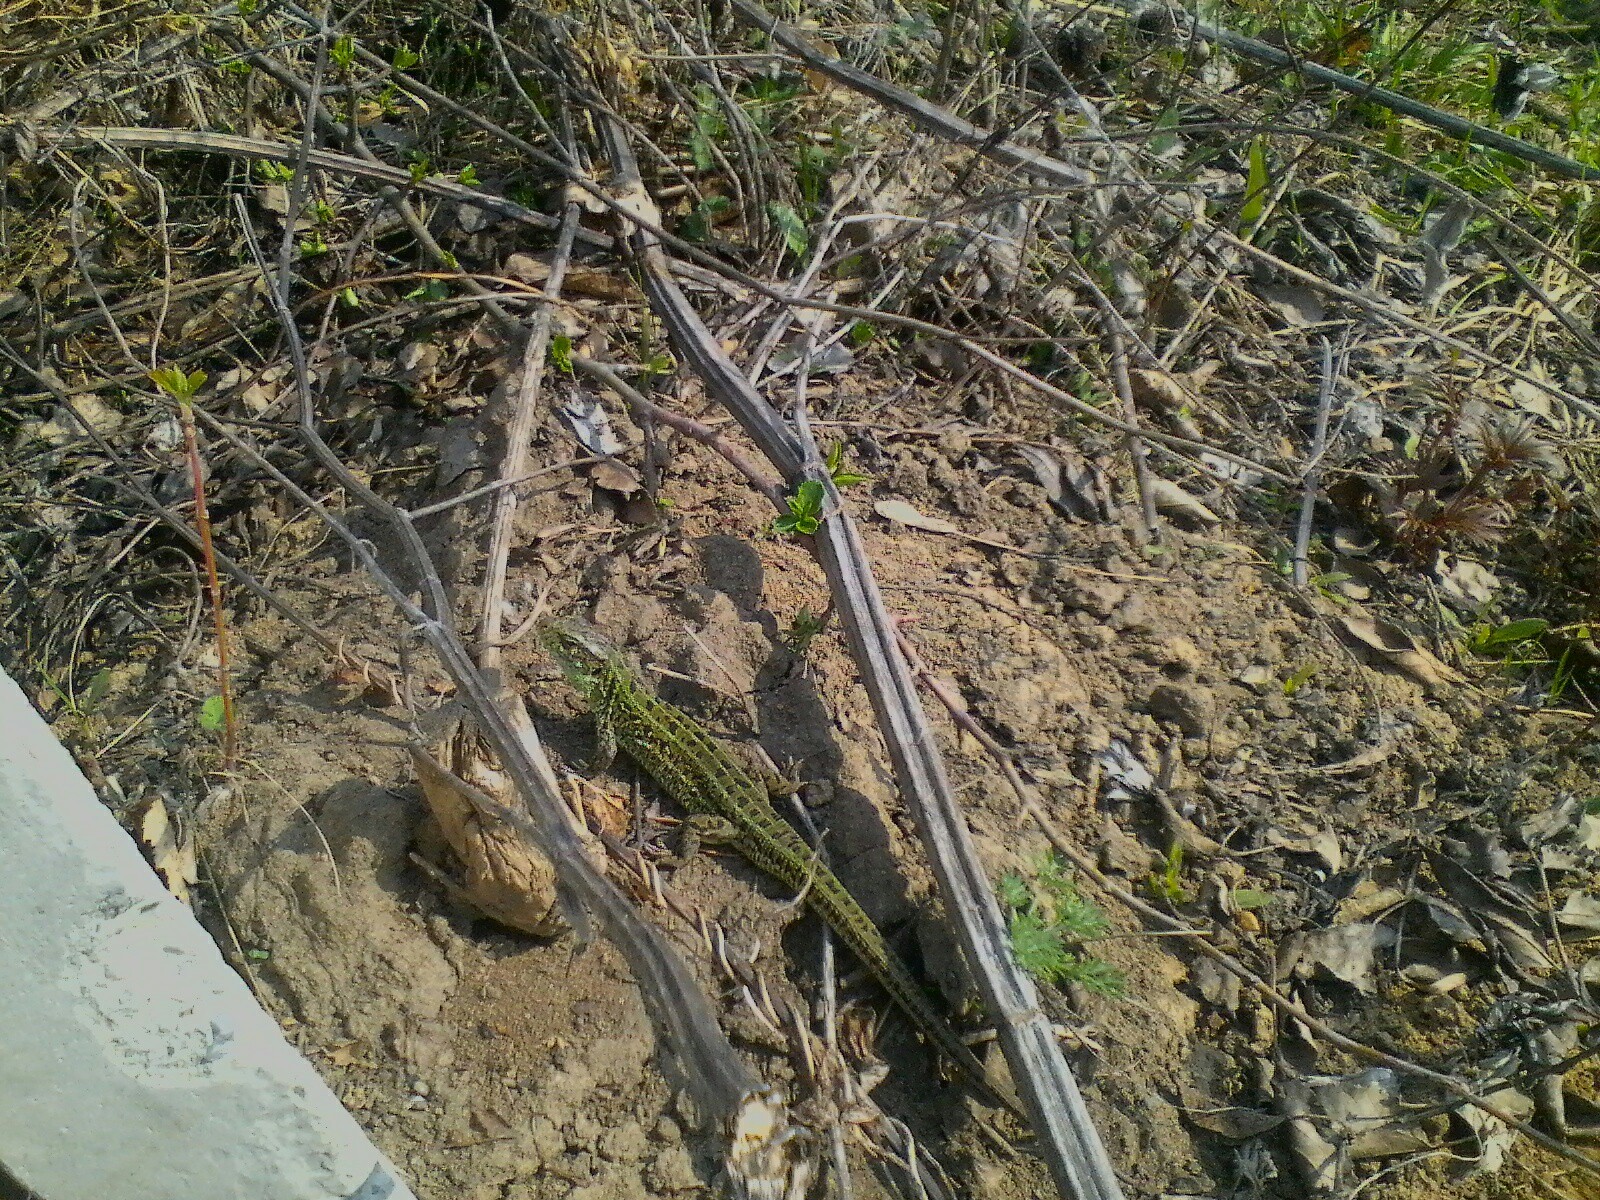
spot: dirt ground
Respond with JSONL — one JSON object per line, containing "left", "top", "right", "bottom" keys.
{"left": 67, "top": 356, "right": 1578, "bottom": 1200}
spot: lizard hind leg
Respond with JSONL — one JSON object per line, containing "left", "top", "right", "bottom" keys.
{"left": 662, "top": 811, "right": 740, "bottom": 868}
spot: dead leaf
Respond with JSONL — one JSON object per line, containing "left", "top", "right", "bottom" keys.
{"left": 1312, "top": 1068, "right": 1434, "bottom": 1159}
{"left": 1298, "top": 922, "right": 1384, "bottom": 993}
{"left": 1558, "top": 893, "right": 1600, "bottom": 937}
{"left": 134, "top": 795, "right": 197, "bottom": 906}
{"left": 1258, "top": 282, "right": 1326, "bottom": 326}
{"left": 874, "top": 499, "right": 959, "bottom": 534}
{"left": 1149, "top": 478, "right": 1221, "bottom": 527}
{"left": 1015, "top": 443, "right": 1114, "bottom": 522}
{"left": 1186, "top": 1105, "right": 1285, "bottom": 1140}
{"left": 1338, "top": 613, "right": 1465, "bottom": 692}
{"left": 591, "top": 459, "right": 641, "bottom": 496}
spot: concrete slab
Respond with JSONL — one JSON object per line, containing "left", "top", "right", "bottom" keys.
{"left": 0, "top": 666, "right": 418, "bottom": 1200}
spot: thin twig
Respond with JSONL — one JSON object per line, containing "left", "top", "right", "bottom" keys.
{"left": 1292, "top": 338, "right": 1339, "bottom": 589}
{"left": 479, "top": 204, "right": 581, "bottom": 668}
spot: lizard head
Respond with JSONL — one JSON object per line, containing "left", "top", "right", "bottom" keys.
{"left": 535, "top": 618, "right": 618, "bottom": 696}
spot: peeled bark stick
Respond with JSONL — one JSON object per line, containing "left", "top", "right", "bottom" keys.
{"left": 598, "top": 113, "right": 1125, "bottom": 1200}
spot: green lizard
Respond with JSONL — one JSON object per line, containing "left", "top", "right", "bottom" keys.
{"left": 538, "top": 618, "right": 1018, "bottom": 1115}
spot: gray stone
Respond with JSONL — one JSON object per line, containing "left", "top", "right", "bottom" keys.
{"left": 1146, "top": 681, "right": 1215, "bottom": 737}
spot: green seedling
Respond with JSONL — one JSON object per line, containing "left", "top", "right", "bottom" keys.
{"left": 330, "top": 35, "right": 356, "bottom": 69}
{"left": 199, "top": 695, "right": 227, "bottom": 732}
{"left": 1148, "top": 843, "right": 1190, "bottom": 906}
{"left": 767, "top": 201, "right": 808, "bottom": 259}
{"left": 1468, "top": 617, "right": 1550, "bottom": 656}
{"left": 690, "top": 84, "right": 725, "bottom": 173}
{"left": 683, "top": 196, "right": 732, "bottom": 243}
{"left": 255, "top": 160, "right": 294, "bottom": 183}
{"left": 1001, "top": 853, "right": 1124, "bottom": 998}
{"left": 151, "top": 366, "right": 206, "bottom": 403}
{"left": 459, "top": 164, "right": 480, "bottom": 187}
{"left": 407, "top": 155, "right": 431, "bottom": 185}
{"left": 1240, "top": 135, "right": 1271, "bottom": 229}
{"left": 392, "top": 46, "right": 420, "bottom": 71}
{"left": 1232, "top": 888, "right": 1273, "bottom": 911}
{"left": 825, "top": 442, "right": 868, "bottom": 487}
{"left": 550, "top": 335, "right": 574, "bottom": 374}
{"left": 1283, "top": 663, "right": 1318, "bottom": 695}
{"left": 784, "top": 606, "right": 825, "bottom": 654}
{"left": 847, "top": 320, "right": 876, "bottom": 347}
{"left": 773, "top": 479, "right": 825, "bottom": 535}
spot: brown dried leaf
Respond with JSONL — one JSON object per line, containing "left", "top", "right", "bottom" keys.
{"left": 134, "top": 795, "right": 197, "bottom": 907}
{"left": 1338, "top": 614, "right": 1465, "bottom": 692}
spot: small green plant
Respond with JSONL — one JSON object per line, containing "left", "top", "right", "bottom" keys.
{"left": 199, "top": 694, "right": 227, "bottom": 732}
{"left": 766, "top": 201, "right": 808, "bottom": 259}
{"left": 1001, "top": 853, "right": 1125, "bottom": 997}
{"left": 407, "top": 154, "right": 431, "bottom": 184}
{"left": 1240, "top": 135, "right": 1271, "bottom": 229}
{"left": 330, "top": 34, "right": 356, "bottom": 69}
{"left": 550, "top": 334, "right": 574, "bottom": 374}
{"left": 404, "top": 279, "right": 451, "bottom": 303}
{"left": 773, "top": 479, "right": 825, "bottom": 535}
{"left": 458, "top": 164, "right": 480, "bottom": 187}
{"left": 1282, "top": 663, "right": 1318, "bottom": 695}
{"left": 338, "top": 286, "right": 361, "bottom": 308}
{"left": 682, "top": 195, "right": 732, "bottom": 243}
{"left": 847, "top": 320, "right": 876, "bottom": 347}
{"left": 784, "top": 606, "right": 825, "bottom": 654}
{"left": 1232, "top": 888, "right": 1273, "bottom": 911}
{"left": 39, "top": 666, "right": 112, "bottom": 719}
{"left": 1147, "top": 843, "right": 1190, "bottom": 906}
{"left": 255, "top": 160, "right": 294, "bottom": 183}
{"left": 825, "top": 442, "right": 868, "bottom": 487}
{"left": 1468, "top": 617, "right": 1550, "bottom": 656}
{"left": 151, "top": 366, "right": 206, "bottom": 403}
{"left": 392, "top": 46, "right": 420, "bottom": 71}
{"left": 689, "top": 85, "right": 725, "bottom": 172}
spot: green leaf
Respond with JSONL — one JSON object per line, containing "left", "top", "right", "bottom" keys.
{"left": 1232, "top": 888, "right": 1274, "bottom": 911}
{"left": 245, "top": 947, "right": 271, "bottom": 961}
{"left": 1149, "top": 106, "right": 1182, "bottom": 156}
{"left": 1475, "top": 617, "right": 1549, "bottom": 652}
{"left": 550, "top": 335, "right": 573, "bottom": 374}
{"left": 998, "top": 871, "right": 1032, "bottom": 911}
{"left": 339, "top": 286, "right": 361, "bottom": 308}
{"left": 392, "top": 47, "right": 420, "bottom": 70}
{"left": 459, "top": 164, "right": 480, "bottom": 187}
{"left": 1240, "top": 136, "right": 1270, "bottom": 228}
{"left": 766, "top": 202, "right": 808, "bottom": 258}
{"left": 690, "top": 85, "right": 725, "bottom": 173}
{"left": 793, "top": 479, "right": 824, "bottom": 513}
{"left": 330, "top": 35, "right": 355, "bottom": 68}
{"left": 150, "top": 366, "right": 206, "bottom": 402}
{"left": 199, "top": 695, "right": 226, "bottom": 732}
{"left": 641, "top": 352, "right": 675, "bottom": 378}
{"left": 847, "top": 320, "right": 875, "bottom": 347}
{"left": 1008, "top": 910, "right": 1069, "bottom": 980}
{"left": 825, "top": 443, "right": 868, "bottom": 488}
{"left": 84, "top": 667, "right": 113, "bottom": 710}
{"left": 1283, "top": 662, "right": 1318, "bottom": 695}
